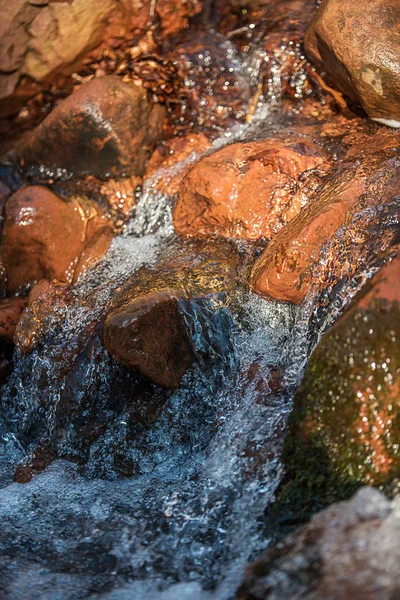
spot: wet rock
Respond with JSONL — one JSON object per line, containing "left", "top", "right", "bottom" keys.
{"left": 104, "top": 239, "right": 238, "bottom": 388}
{"left": 237, "top": 487, "right": 400, "bottom": 600}
{"left": 174, "top": 133, "right": 327, "bottom": 241}
{"left": 250, "top": 129, "right": 400, "bottom": 303}
{"left": 304, "top": 0, "right": 400, "bottom": 126}
{"left": 268, "top": 255, "right": 400, "bottom": 536}
{"left": 145, "top": 133, "right": 211, "bottom": 195}
{"left": 17, "top": 76, "right": 166, "bottom": 178}
{"left": 1, "top": 186, "right": 105, "bottom": 294}
{"left": 15, "top": 280, "right": 72, "bottom": 354}
{"left": 73, "top": 226, "right": 114, "bottom": 284}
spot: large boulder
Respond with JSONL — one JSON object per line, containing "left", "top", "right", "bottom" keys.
{"left": 249, "top": 129, "right": 400, "bottom": 303}
{"left": 1, "top": 186, "right": 106, "bottom": 294}
{"left": 103, "top": 240, "right": 238, "bottom": 388}
{"left": 304, "top": 0, "right": 400, "bottom": 127}
{"left": 16, "top": 76, "right": 166, "bottom": 178}
{"left": 174, "top": 132, "right": 328, "bottom": 242}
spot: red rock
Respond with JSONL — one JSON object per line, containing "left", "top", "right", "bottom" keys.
{"left": 0, "top": 298, "right": 26, "bottom": 343}
{"left": 249, "top": 129, "right": 400, "bottom": 303}
{"left": 1, "top": 186, "right": 105, "bottom": 294}
{"left": 145, "top": 133, "right": 211, "bottom": 195}
{"left": 174, "top": 134, "right": 327, "bottom": 241}
{"left": 15, "top": 280, "right": 72, "bottom": 354}
{"left": 16, "top": 76, "right": 166, "bottom": 177}
{"left": 73, "top": 226, "right": 114, "bottom": 284}
{"left": 304, "top": 0, "right": 400, "bottom": 127}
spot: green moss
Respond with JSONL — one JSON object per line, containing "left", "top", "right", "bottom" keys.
{"left": 267, "top": 299, "right": 400, "bottom": 538}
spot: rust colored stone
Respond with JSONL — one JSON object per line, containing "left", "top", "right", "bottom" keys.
{"left": 16, "top": 76, "right": 166, "bottom": 177}
{"left": 174, "top": 134, "right": 327, "bottom": 241}
{"left": 73, "top": 226, "right": 114, "bottom": 284}
{"left": 304, "top": 0, "right": 400, "bottom": 126}
{"left": 250, "top": 129, "right": 400, "bottom": 303}
{"left": 0, "top": 298, "right": 26, "bottom": 344}
{"left": 1, "top": 186, "right": 99, "bottom": 294}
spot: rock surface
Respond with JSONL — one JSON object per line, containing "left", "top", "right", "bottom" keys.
{"left": 0, "top": 298, "right": 26, "bottom": 344}
{"left": 174, "top": 133, "right": 327, "bottom": 241}
{"left": 17, "top": 76, "right": 166, "bottom": 178}
{"left": 1, "top": 186, "right": 105, "bottom": 294}
{"left": 237, "top": 487, "right": 400, "bottom": 600}
{"left": 73, "top": 226, "right": 114, "bottom": 284}
{"left": 304, "top": 0, "right": 400, "bottom": 126}
{"left": 250, "top": 129, "right": 400, "bottom": 303}
{"left": 104, "top": 240, "right": 238, "bottom": 387}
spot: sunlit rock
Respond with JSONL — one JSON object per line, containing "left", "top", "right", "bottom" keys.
{"left": 250, "top": 128, "right": 400, "bottom": 303}
{"left": 16, "top": 76, "right": 166, "bottom": 178}
{"left": 174, "top": 131, "right": 328, "bottom": 241}
{"left": 305, "top": 0, "right": 400, "bottom": 125}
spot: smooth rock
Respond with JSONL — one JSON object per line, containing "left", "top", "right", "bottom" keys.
{"left": 0, "top": 298, "right": 26, "bottom": 344}
{"left": 174, "top": 134, "right": 327, "bottom": 241}
{"left": 17, "top": 76, "right": 166, "bottom": 177}
{"left": 304, "top": 0, "right": 400, "bottom": 125}
{"left": 1, "top": 186, "right": 104, "bottom": 294}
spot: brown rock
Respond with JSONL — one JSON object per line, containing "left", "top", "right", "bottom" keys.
{"left": 304, "top": 0, "right": 400, "bottom": 126}
{"left": 104, "top": 290, "right": 195, "bottom": 388}
{"left": 17, "top": 76, "right": 166, "bottom": 178}
{"left": 250, "top": 129, "right": 400, "bottom": 303}
{"left": 73, "top": 226, "right": 114, "bottom": 284}
{"left": 174, "top": 134, "right": 327, "bottom": 241}
{"left": 1, "top": 186, "right": 104, "bottom": 294}
{"left": 0, "top": 298, "right": 26, "bottom": 344}
{"left": 145, "top": 133, "right": 211, "bottom": 195}
{"left": 104, "top": 239, "right": 238, "bottom": 388}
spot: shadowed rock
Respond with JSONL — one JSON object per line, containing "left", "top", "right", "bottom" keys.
{"left": 16, "top": 76, "right": 166, "bottom": 178}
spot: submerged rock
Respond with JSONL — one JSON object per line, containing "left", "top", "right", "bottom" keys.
{"left": 73, "top": 226, "right": 114, "bottom": 284}
{"left": 174, "top": 132, "right": 327, "bottom": 241}
{"left": 104, "top": 239, "right": 238, "bottom": 388}
{"left": 305, "top": 0, "right": 400, "bottom": 126}
{"left": 237, "top": 487, "right": 400, "bottom": 600}
{"left": 1, "top": 186, "right": 106, "bottom": 294}
{"left": 16, "top": 76, "right": 166, "bottom": 178}
{"left": 0, "top": 297, "right": 26, "bottom": 383}
{"left": 250, "top": 129, "right": 400, "bottom": 303}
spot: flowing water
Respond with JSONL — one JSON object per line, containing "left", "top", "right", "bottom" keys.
{"left": 0, "top": 38, "right": 398, "bottom": 600}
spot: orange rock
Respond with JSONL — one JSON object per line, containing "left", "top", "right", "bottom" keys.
{"left": 16, "top": 76, "right": 166, "bottom": 177}
{"left": 249, "top": 130, "right": 400, "bottom": 303}
{"left": 1, "top": 186, "right": 103, "bottom": 294}
{"left": 305, "top": 0, "right": 400, "bottom": 126}
{"left": 145, "top": 133, "right": 211, "bottom": 195}
{"left": 174, "top": 134, "right": 327, "bottom": 241}
{"left": 73, "top": 226, "right": 114, "bottom": 283}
